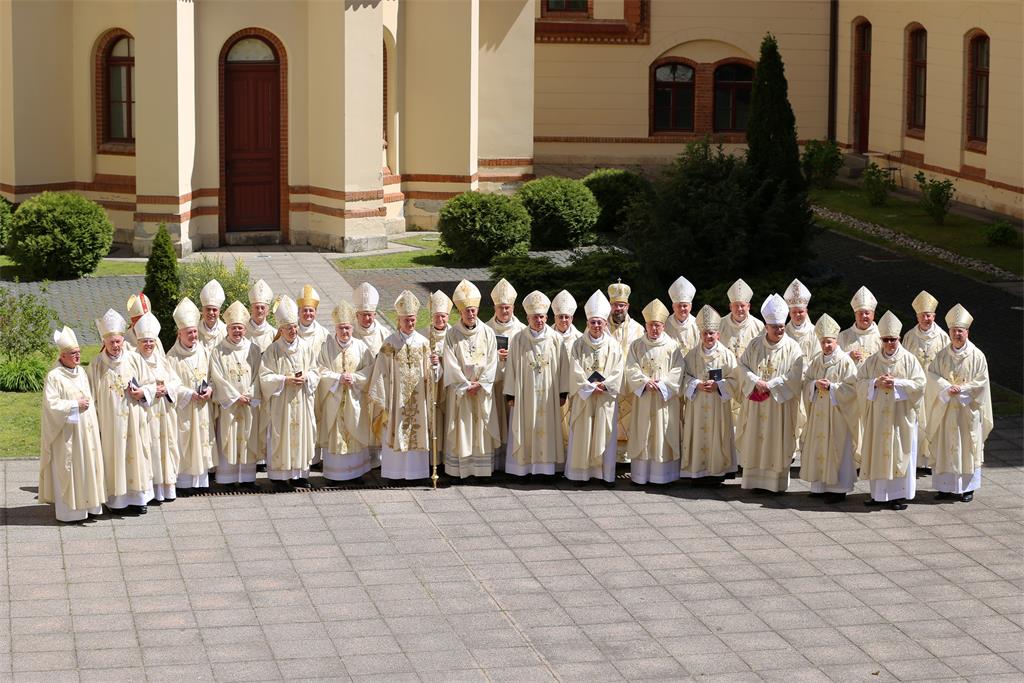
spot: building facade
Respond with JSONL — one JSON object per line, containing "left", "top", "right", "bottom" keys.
{"left": 0, "top": 0, "right": 1020, "bottom": 258}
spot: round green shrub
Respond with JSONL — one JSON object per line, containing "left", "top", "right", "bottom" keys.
{"left": 516, "top": 176, "right": 599, "bottom": 250}
{"left": 7, "top": 191, "right": 114, "bottom": 279}
{"left": 985, "top": 220, "right": 1022, "bottom": 248}
{"left": 438, "top": 192, "right": 530, "bottom": 265}
{"left": 0, "top": 198, "right": 12, "bottom": 255}
{"left": 582, "top": 169, "right": 654, "bottom": 235}
{"left": 0, "top": 355, "right": 49, "bottom": 392}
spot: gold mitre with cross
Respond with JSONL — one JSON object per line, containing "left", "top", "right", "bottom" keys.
{"left": 642, "top": 299, "right": 670, "bottom": 324}
{"left": 452, "top": 280, "right": 481, "bottom": 311}
{"left": 522, "top": 291, "right": 551, "bottom": 316}
{"left": 429, "top": 290, "right": 453, "bottom": 316}
{"left": 945, "top": 303, "right": 973, "bottom": 330}
{"left": 490, "top": 278, "right": 517, "bottom": 306}
{"left": 607, "top": 280, "right": 631, "bottom": 304}
{"left": 911, "top": 290, "right": 939, "bottom": 315}
{"left": 223, "top": 301, "right": 250, "bottom": 327}
{"left": 173, "top": 297, "right": 201, "bottom": 330}
{"left": 696, "top": 305, "right": 721, "bottom": 332}
{"left": 332, "top": 300, "right": 357, "bottom": 326}
{"left": 394, "top": 290, "right": 421, "bottom": 316}
{"left": 297, "top": 285, "right": 320, "bottom": 309}
{"left": 814, "top": 313, "right": 841, "bottom": 340}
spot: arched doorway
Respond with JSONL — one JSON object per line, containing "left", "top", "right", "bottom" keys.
{"left": 852, "top": 19, "right": 872, "bottom": 153}
{"left": 222, "top": 35, "right": 281, "bottom": 234}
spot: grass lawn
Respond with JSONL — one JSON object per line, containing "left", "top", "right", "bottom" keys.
{"left": 0, "top": 255, "right": 146, "bottom": 281}
{"left": 810, "top": 186, "right": 1022, "bottom": 279}
{"left": 332, "top": 234, "right": 450, "bottom": 271}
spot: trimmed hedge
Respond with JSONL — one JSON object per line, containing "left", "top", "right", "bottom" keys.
{"left": 7, "top": 191, "right": 114, "bottom": 279}
{"left": 582, "top": 169, "right": 654, "bottom": 235}
{"left": 516, "top": 176, "right": 599, "bottom": 250}
{"left": 438, "top": 192, "right": 530, "bottom": 265}
{"left": 0, "top": 197, "right": 12, "bottom": 255}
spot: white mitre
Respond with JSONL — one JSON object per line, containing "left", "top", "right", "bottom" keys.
{"left": 877, "top": 310, "right": 902, "bottom": 338}
{"left": 945, "top": 303, "right": 973, "bottom": 330}
{"left": 850, "top": 286, "right": 878, "bottom": 312}
{"left": 814, "top": 313, "right": 840, "bottom": 340}
{"left": 275, "top": 295, "right": 299, "bottom": 326}
{"left": 760, "top": 294, "right": 789, "bottom": 325}
{"left": 200, "top": 279, "right": 226, "bottom": 308}
{"left": 223, "top": 301, "right": 251, "bottom": 327}
{"left": 551, "top": 290, "right": 577, "bottom": 317}
{"left": 668, "top": 276, "right": 696, "bottom": 304}
{"left": 96, "top": 309, "right": 127, "bottom": 338}
{"left": 727, "top": 279, "right": 754, "bottom": 304}
{"left": 53, "top": 326, "right": 80, "bottom": 352}
{"left": 584, "top": 290, "right": 611, "bottom": 320}
{"left": 491, "top": 278, "right": 517, "bottom": 306}
{"left": 784, "top": 279, "right": 811, "bottom": 308}
{"left": 429, "top": 290, "right": 454, "bottom": 316}
{"left": 522, "top": 291, "right": 551, "bottom": 316}
{"left": 394, "top": 290, "right": 421, "bottom": 317}
{"left": 173, "top": 298, "right": 201, "bottom": 330}
{"left": 249, "top": 278, "right": 273, "bottom": 305}
{"left": 134, "top": 312, "right": 161, "bottom": 340}
{"left": 353, "top": 282, "right": 379, "bottom": 312}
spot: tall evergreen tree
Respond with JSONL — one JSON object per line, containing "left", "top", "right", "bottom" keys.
{"left": 744, "top": 33, "right": 813, "bottom": 272}
{"left": 144, "top": 224, "right": 181, "bottom": 350}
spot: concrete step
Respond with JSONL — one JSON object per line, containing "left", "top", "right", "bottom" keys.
{"left": 224, "top": 230, "right": 281, "bottom": 246}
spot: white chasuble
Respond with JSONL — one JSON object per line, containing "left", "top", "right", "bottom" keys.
{"left": 786, "top": 320, "right": 819, "bottom": 360}
{"left": 720, "top": 315, "right": 765, "bottom": 363}
{"left": 666, "top": 314, "right": 700, "bottom": 356}
{"left": 799, "top": 350, "right": 859, "bottom": 492}
{"left": 565, "top": 333, "right": 624, "bottom": 482}
{"left": 904, "top": 324, "right": 951, "bottom": 466}
{"left": 354, "top": 321, "right": 390, "bottom": 462}
{"left": 139, "top": 351, "right": 187, "bottom": 499}
{"left": 87, "top": 351, "right": 154, "bottom": 505}
{"left": 199, "top": 320, "right": 227, "bottom": 351}
{"left": 680, "top": 342, "right": 738, "bottom": 478}
{"left": 555, "top": 326, "right": 583, "bottom": 449}
{"left": 624, "top": 335, "right": 683, "bottom": 469}
{"left": 210, "top": 338, "right": 262, "bottom": 467}
{"left": 443, "top": 321, "right": 499, "bottom": 477}
{"left": 318, "top": 336, "right": 373, "bottom": 481}
{"left": 487, "top": 316, "right": 527, "bottom": 463}
{"left": 838, "top": 323, "right": 880, "bottom": 369}
{"left": 927, "top": 342, "right": 992, "bottom": 494}
{"left": 246, "top": 319, "right": 276, "bottom": 352}
{"left": 856, "top": 346, "right": 925, "bottom": 495}
{"left": 300, "top": 320, "right": 331, "bottom": 456}
{"left": 505, "top": 327, "right": 566, "bottom": 475}
{"left": 736, "top": 335, "right": 804, "bottom": 492}
{"left": 608, "top": 316, "right": 644, "bottom": 461}
{"left": 167, "top": 341, "right": 215, "bottom": 482}
{"left": 245, "top": 320, "right": 274, "bottom": 464}
{"left": 39, "top": 364, "right": 106, "bottom": 518}
{"left": 260, "top": 336, "right": 321, "bottom": 478}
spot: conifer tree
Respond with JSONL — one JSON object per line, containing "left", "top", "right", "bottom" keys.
{"left": 144, "top": 224, "right": 180, "bottom": 350}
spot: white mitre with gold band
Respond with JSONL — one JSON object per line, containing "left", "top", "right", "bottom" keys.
{"left": 850, "top": 286, "right": 878, "bottom": 312}
{"left": 584, "top": 290, "right": 611, "bottom": 320}
{"left": 297, "top": 285, "right": 320, "bottom": 310}
{"left": 200, "top": 279, "right": 225, "bottom": 308}
{"left": 642, "top": 299, "right": 670, "bottom": 324}
{"left": 452, "top": 280, "right": 481, "bottom": 312}
{"left": 429, "top": 290, "right": 453, "bottom": 316}
{"left": 173, "top": 298, "right": 201, "bottom": 330}
{"left": 134, "top": 312, "right": 161, "bottom": 341}
{"left": 126, "top": 292, "right": 151, "bottom": 319}
{"left": 249, "top": 278, "right": 273, "bottom": 305}
{"left": 551, "top": 290, "right": 577, "bottom": 317}
{"left": 53, "top": 326, "right": 80, "bottom": 352}
{"left": 332, "top": 300, "right": 357, "bottom": 326}
{"left": 275, "top": 296, "right": 299, "bottom": 326}
{"left": 784, "top": 279, "right": 811, "bottom": 307}
{"left": 490, "top": 278, "right": 517, "bottom": 306}
{"left": 394, "top": 290, "right": 421, "bottom": 316}
{"left": 814, "top": 313, "right": 841, "bottom": 340}
{"left": 877, "top": 310, "right": 902, "bottom": 338}
{"left": 223, "top": 301, "right": 251, "bottom": 327}
{"left": 945, "top": 303, "right": 973, "bottom": 330}
{"left": 727, "top": 278, "right": 754, "bottom": 304}
{"left": 911, "top": 290, "right": 939, "bottom": 315}
{"left": 96, "top": 309, "right": 127, "bottom": 338}
{"left": 522, "top": 291, "right": 551, "bottom": 316}
{"left": 760, "top": 294, "right": 788, "bottom": 325}
{"left": 607, "top": 280, "right": 631, "bottom": 304}
{"left": 353, "top": 282, "right": 379, "bottom": 312}
{"left": 668, "top": 276, "right": 696, "bottom": 304}
{"left": 696, "top": 305, "right": 721, "bottom": 332}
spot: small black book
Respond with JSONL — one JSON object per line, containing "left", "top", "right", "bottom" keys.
{"left": 496, "top": 335, "right": 509, "bottom": 351}
{"left": 707, "top": 368, "right": 723, "bottom": 382}
{"left": 127, "top": 377, "right": 140, "bottom": 391}
{"left": 197, "top": 379, "right": 210, "bottom": 395}
{"left": 588, "top": 371, "right": 605, "bottom": 384}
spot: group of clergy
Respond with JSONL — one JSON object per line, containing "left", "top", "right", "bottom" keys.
{"left": 39, "top": 271, "right": 992, "bottom": 523}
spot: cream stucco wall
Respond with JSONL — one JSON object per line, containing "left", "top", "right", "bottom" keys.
{"left": 479, "top": 0, "right": 534, "bottom": 163}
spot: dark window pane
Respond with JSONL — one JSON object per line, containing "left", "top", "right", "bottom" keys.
{"left": 656, "top": 63, "right": 693, "bottom": 83}
{"left": 974, "top": 37, "right": 989, "bottom": 69}
{"left": 716, "top": 64, "right": 753, "bottom": 83}
{"left": 110, "top": 103, "right": 127, "bottom": 139}
{"left": 654, "top": 88, "right": 671, "bottom": 130}
{"left": 714, "top": 87, "right": 731, "bottom": 131}
{"left": 912, "top": 30, "right": 927, "bottom": 61}
{"left": 548, "top": 0, "right": 587, "bottom": 11}
{"left": 109, "top": 65, "right": 125, "bottom": 101}
{"left": 674, "top": 87, "right": 694, "bottom": 130}
{"left": 733, "top": 87, "right": 751, "bottom": 131}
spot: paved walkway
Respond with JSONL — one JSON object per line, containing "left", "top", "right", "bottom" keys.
{"left": 1, "top": 417, "right": 1020, "bottom": 681}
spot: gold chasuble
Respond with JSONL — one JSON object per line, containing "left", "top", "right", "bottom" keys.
{"left": 665, "top": 315, "right": 700, "bottom": 356}
{"left": 420, "top": 323, "right": 450, "bottom": 456}
{"left": 799, "top": 350, "right": 859, "bottom": 488}
{"left": 680, "top": 341, "right": 738, "bottom": 478}
{"left": 624, "top": 334, "right": 683, "bottom": 467}
{"left": 838, "top": 323, "right": 880, "bottom": 368}
{"left": 260, "top": 336, "right": 321, "bottom": 476}
{"left": 167, "top": 340, "right": 216, "bottom": 480}
{"left": 505, "top": 326, "right": 566, "bottom": 473}
{"left": 720, "top": 315, "right": 765, "bottom": 361}
{"left": 927, "top": 341, "right": 993, "bottom": 485}
{"left": 88, "top": 351, "right": 153, "bottom": 502}
{"left": 39, "top": 364, "right": 106, "bottom": 516}
{"left": 856, "top": 346, "right": 926, "bottom": 482}
{"left": 443, "top": 321, "right": 500, "bottom": 477}
{"left": 565, "top": 333, "right": 624, "bottom": 481}
{"left": 904, "top": 324, "right": 950, "bottom": 466}
{"left": 369, "top": 332, "right": 433, "bottom": 455}
{"left": 607, "top": 316, "right": 644, "bottom": 460}
{"left": 318, "top": 336, "right": 374, "bottom": 459}
{"left": 735, "top": 335, "right": 805, "bottom": 492}
{"left": 210, "top": 337, "right": 262, "bottom": 467}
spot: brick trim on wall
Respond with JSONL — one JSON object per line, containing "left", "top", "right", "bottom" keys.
{"left": 535, "top": 133, "right": 749, "bottom": 144}
{"left": 93, "top": 27, "right": 135, "bottom": 156}
{"left": 536, "top": 0, "right": 649, "bottom": 45}
{"left": 218, "top": 28, "right": 289, "bottom": 243}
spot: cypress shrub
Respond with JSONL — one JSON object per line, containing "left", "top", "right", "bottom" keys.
{"left": 144, "top": 224, "right": 181, "bottom": 350}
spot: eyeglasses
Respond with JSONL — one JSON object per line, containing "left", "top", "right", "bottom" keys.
{"left": 881, "top": 337, "right": 899, "bottom": 343}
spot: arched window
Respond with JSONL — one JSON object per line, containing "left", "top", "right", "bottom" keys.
{"left": 967, "top": 33, "right": 989, "bottom": 142}
{"left": 105, "top": 36, "right": 135, "bottom": 142}
{"left": 907, "top": 28, "right": 927, "bottom": 130}
{"left": 713, "top": 63, "right": 753, "bottom": 132}
{"left": 652, "top": 61, "right": 695, "bottom": 132}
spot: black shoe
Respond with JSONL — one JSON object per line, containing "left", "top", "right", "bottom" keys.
{"left": 163, "top": 497, "right": 175, "bottom": 503}
{"left": 256, "top": 463, "right": 267, "bottom": 473}
{"left": 889, "top": 500, "right": 908, "bottom": 511}
{"left": 864, "top": 498, "right": 883, "bottom": 507}
{"left": 292, "top": 478, "right": 312, "bottom": 489}
{"left": 572, "top": 480, "right": 588, "bottom": 488}
{"left": 271, "top": 480, "right": 292, "bottom": 493}
{"left": 823, "top": 492, "right": 846, "bottom": 504}
{"left": 310, "top": 461, "right": 323, "bottom": 472}
{"left": 960, "top": 492, "right": 974, "bottom": 503}
{"left": 808, "top": 491, "right": 825, "bottom": 498}
{"left": 917, "top": 467, "right": 932, "bottom": 476}
{"left": 238, "top": 481, "right": 258, "bottom": 492}
{"left": 177, "top": 487, "right": 192, "bottom": 498}
{"left": 935, "top": 491, "right": 955, "bottom": 500}
{"left": 135, "top": 505, "right": 148, "bottom": 515}
{"left": 149, "top": 499, "right": 163, "bottom": 507}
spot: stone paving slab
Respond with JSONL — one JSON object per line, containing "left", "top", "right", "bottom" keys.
{"left": 2, "top": 418, "right": 1020, "bottom": 681}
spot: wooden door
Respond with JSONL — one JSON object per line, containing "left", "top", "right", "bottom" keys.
{"left": 853, "top": 22, "right": 872, "bottom": 153}
{"left": 225, "top": 63, "right": 280, "bottom": 231}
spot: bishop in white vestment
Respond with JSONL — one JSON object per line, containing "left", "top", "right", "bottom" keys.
{"left": 607, "top": 281, "right": 644, "bottom": 462}
{"left": 838, "top": 286, "right": 881, "bottom": 368}
{"left": 487, "top": 278, "right": 526, "bottom": 471}
{"left": 903, "top": 290, "right": 950, "bottom": 471}
{"left": 198, "top": 279, "right": 227, "bottom": 351}
{"left": 246, "top": 279, "right": 276, "bottom": 352}
{"left": 551, "top": 290, "right": 583, "bottom": 448}
{"left": 166, "top": 298, "right": 215, "bottom": 495}
{"left": 210, "top": 302, "right": 262, "bottom": 487}
{"left": 719, "top": 279, "right": 765, "bottom": 361}
{"left": 420, "top": 291, "right": 453, "bottom": 458}
{"left": 665, "top": 276, "right": 700, "bottom": 355}
{"left": 353, "top": 282, "right": 389, "bottom": 467}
